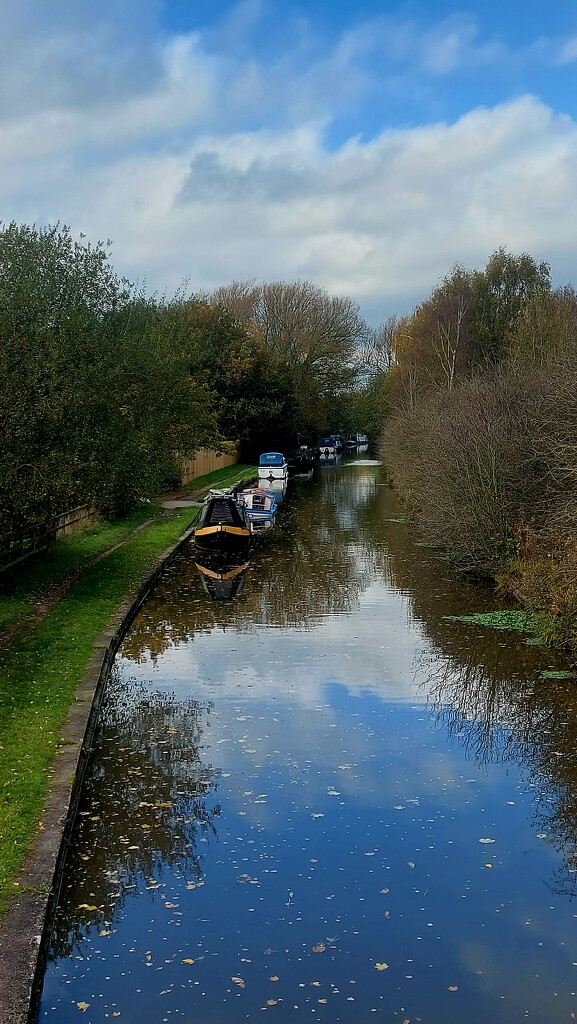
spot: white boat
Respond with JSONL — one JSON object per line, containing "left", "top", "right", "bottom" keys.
{"left": 239, "top": 487, "right": 278, "bottom": 534}
{"left": 257, "top": 451, "right": 288, "bottom": 481}
{"left": 318, "top": 436, "right": 338, "bottom": 461}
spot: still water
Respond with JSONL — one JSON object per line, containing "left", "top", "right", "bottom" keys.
{"left": 37, "top": 458, "right": 577, "bottom": 1023}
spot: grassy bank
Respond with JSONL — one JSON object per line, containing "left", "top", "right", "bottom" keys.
{"left": 0, "top": 463, "right": 256, "bottom": 916}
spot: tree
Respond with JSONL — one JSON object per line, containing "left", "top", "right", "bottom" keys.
{"left": 167, "top": 299, "right": 297, "bottom": 459}
{"left": 469, "top": 247, "right": 551, "bottom": 365}
{"left": 209, "top": 279, "right": 367, "bottom": 437}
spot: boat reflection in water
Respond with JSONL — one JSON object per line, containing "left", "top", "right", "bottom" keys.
{"left": 194, "top": 551, "right": 250, "bottom": 601}
{"left": 263, "top": 477, "right": 287, "bottom": 503}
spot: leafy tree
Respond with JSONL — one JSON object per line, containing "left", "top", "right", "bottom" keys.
{"left": 166, "top": 299, "right": 297, "bottom": 459}
{"left": 469, "top": 247, "right": 551, "bottom": 365}
{"left": 208, "top": 280, "right": 367, "bottom": 438}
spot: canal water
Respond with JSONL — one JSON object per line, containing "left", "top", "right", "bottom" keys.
{"left": 36, "top": 457, "right": 577, "bottom": 1023}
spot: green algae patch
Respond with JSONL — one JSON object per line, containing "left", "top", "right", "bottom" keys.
{"left": 444, "top": 609, "right": 541, "bottom": 636}
{"left": 539, "top": 669, "right": 577, "bottom": 680}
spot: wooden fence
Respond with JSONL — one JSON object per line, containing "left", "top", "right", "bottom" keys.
{"left": 0, "top": 446, "right": 239, "bottom": 574}
{"left": 0, "top": 505, "right": 99, "bottom": 574}
{"left": 178, "top": 442, "right": 238, "bottom": 485}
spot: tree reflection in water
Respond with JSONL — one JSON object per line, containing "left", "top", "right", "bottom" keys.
{"left": 48, "top": 669, "right": 219, "bottom": 961}
{"left": 418, "top": 647, "right": 577, "bottom": 897}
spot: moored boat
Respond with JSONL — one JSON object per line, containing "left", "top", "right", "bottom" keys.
{"left": 257, "top": 451, "right": 288, "bottom": 482}
{"left": 193, "top": 489, "right": 251, "bottom": 554}
{"left": 318, "top": 436, "right": 338, "bottom": 461}
{"left": 239, "top": 487, "right": 278, "bottom": 534}
{"left": 287, "top": 445, "right": 318, "bottom": 475}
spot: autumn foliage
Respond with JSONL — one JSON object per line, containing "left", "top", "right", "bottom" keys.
{"left": 381, "top": 248, "right": 577, "bottom": 655}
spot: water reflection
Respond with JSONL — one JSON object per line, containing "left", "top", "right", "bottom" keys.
{"left": 36, "top": 457, "right": 577, "bottom": 1024}
{"left": 122, "top": 472, "right": 377, "bottom": 664}
{"left": 194, "top": 552, "right": 250, "bottom": 601}
{"left": 47, "top": 674, "right": 219, "bottom": 961}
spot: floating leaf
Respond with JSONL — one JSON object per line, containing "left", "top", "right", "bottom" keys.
{"left": 375, "top": 962, "right": 389, "bottom": 971}
{"left": 269, "top": 976, "right": 279, "bottom": 982}
{"left": 232, "top": 977, "right": 245, "bottom": 988}
{"left": 266, "top": 998, "right": 278, "bottom": 1006}
{"left": 448, "top": 985, "right": 459, "bottom": 992}
{"left": 76, "top": 1003, "right": 90, "bottom": 1012}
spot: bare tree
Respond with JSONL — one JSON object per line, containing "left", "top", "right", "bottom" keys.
{"left": 361, "top": 315, "right": 400, "bottom": 374}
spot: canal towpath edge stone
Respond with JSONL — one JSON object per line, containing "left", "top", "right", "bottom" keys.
{"left": 0, "top": 520, "right": 198, "bottom": 1024}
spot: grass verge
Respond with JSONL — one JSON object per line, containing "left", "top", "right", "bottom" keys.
{"left": 0, "top": 463, "right": 257, "bottom": 915}
{"left": 0, "top": 505, "right": 195, "bottom": 916}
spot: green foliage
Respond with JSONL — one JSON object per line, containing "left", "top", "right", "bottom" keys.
{"left": 171, "top": 299, "right": 298, "bottom": 458}
{"left": 469, "top": 247, "right": 551, "bottom": 365}
{"left": 0, "top": 223, "right": 221, "bottom": 537}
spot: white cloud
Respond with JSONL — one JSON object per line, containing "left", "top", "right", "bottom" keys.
{"left": 0, "top": 4, "right": 576, "bottom": 321}
{"left": 556, "top": 35, "right": 577, "bottom": 65}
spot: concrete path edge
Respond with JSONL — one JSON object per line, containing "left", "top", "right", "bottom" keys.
{"left": 0, "top": 522, "right": 197, "bottom": 1024}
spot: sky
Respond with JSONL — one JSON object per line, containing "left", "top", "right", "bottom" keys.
{"left": 2, "top": 0, "right": 577, "bottom": 324}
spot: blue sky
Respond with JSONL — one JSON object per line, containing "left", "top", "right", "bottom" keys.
{"left": 1, "top": 0, "right": 577, "bottom": 323}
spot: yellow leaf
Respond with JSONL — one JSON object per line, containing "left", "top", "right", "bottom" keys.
{"left": 375, "top": 962, "right": 389, "bottom": 971}
{"left": 77, "top": 904, "right": 98, "bottom": 911}
{"left": 76, "top": 1002, "right": 90, "bottom": 1012}
{"left": 182, "top": 959, "right": 194, "bottom": 964}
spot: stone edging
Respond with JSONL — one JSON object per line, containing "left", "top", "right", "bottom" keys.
{"left": 0, "top": 522, "right": 196, "bottom": 1024}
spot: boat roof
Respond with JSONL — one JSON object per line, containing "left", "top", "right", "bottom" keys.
{"left": 258, "top": 452, "right": 285, "bottom": 466}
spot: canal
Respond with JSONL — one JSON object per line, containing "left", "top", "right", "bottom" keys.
{"left": 36, "top": 456, "right": 577, "bottom": 1023}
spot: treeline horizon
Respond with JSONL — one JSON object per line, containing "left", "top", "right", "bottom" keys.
{"left": 379, "top": 247, "right": 577, "bottom": 657}
{"left": 0, "top": 221, "right": 374, "bottom": 541}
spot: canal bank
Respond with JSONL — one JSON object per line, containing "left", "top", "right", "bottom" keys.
{"left": 0, "top": 510, "right": 202, "bottom": 1024}
{"left": 0, "top": 461, "right": 258, "bottom": 1024}
{"left": 30, "top": 456, "right": 577, "bottom": 1024}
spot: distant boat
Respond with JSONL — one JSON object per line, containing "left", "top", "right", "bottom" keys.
{"left": 287, "top": 445, "right": 318, "bottom": 475}
{"left": 193, "top": 489, "right": 251, "bottom": 554}
{"left": 257, "top": 451, "right": 288, "bottom": 482}
{"left": 318, "top": 437, "right": 338, "bottom": 461}
{"left": 239, "top": 487, "right": 278, "bottom": 534}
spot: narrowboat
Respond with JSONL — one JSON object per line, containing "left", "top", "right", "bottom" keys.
{"left": 193, "top": 489, "right": 251, "bottom": 554}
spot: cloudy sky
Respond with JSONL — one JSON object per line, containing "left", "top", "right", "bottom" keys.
{"left": 2, "top": 0, "right": 577, "bottom": 323}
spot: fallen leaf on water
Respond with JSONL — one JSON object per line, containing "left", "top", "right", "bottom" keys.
{"left": 266, "top": 998, "right": 278, "bottom": 1006}
{"left": 448, "top": 985, "right": 459, "bottom": 992}
{"left": 77, "top": 904, "right": 98, "bottom": 911}
{"left": 76, "top": 1003, "right": 90, "bottom": 1012}
{"left": 232, "top": 977, "right": 245, "bottom": 988}
{"left": 269, "top": 976, "right": 279, "bottom": 982}
{"left": 375, "top": 962, "right": 389, "bottom": 971}
{"left": 164, "top": 902, "right": 178, "bottom": 909}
